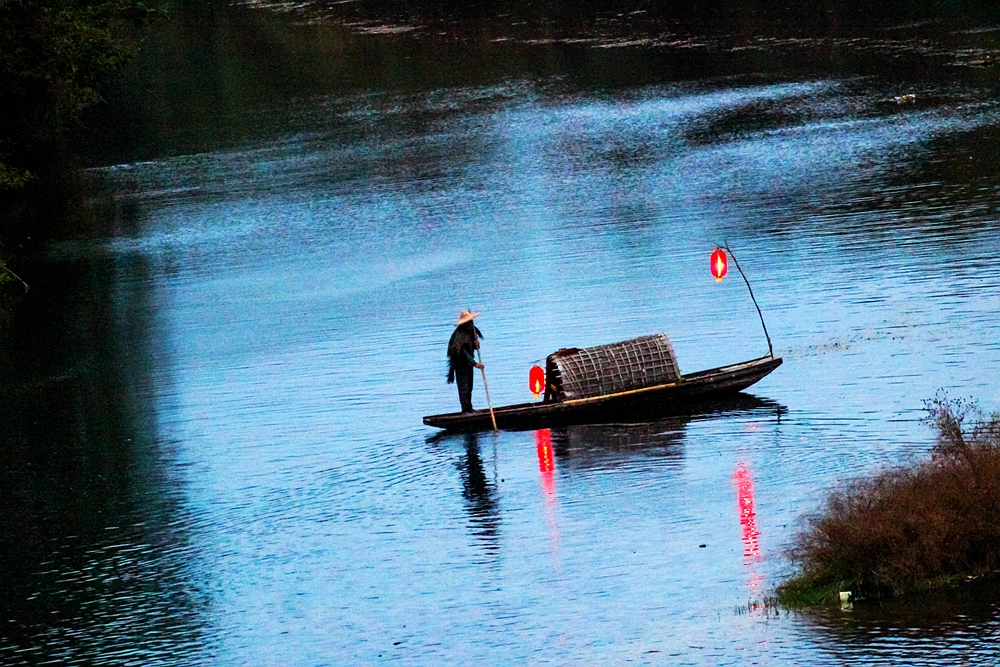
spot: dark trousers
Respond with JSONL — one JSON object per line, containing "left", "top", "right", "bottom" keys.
{"left": 455, "top": 364, "right": 475, "bottom": 412}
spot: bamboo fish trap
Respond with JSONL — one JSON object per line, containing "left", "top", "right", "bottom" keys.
{"left": 544, "top": 333, "right": 681, "bottom": 402}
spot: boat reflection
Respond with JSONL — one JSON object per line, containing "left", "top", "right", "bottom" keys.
{"left": 546, "top": 394, "right": 784, "bottom": 472}
{"left": 425, "top": 394, "right": 784, "bottom": 561}
{"left": 546, "top": 417, "right": 689, "bottom": 472}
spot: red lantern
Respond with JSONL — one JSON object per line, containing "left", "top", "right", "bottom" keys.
{"left": 529, "top": 365, "right": 545, "bottom": 397}
{"left": 711, "top": 248, "right": 728, "bottom": 281}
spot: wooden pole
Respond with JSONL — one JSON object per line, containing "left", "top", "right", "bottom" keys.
{"left": 472, "top": 324, "right": 498, "bottom": 432}
{"left": 722, "top": 244, "right": 774, "bottom": 359}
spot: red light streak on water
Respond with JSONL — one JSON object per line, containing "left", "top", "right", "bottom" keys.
{"left": 734, "top": 462, "right": 760, "bottom": 561}
{"left": 535, "top": 429, "right": 561, "bottom": 564}
{"left": 734, "top": 462, "right": 764, "bottom": 608}
{"left": 536, "top": 428, "right": 555, "bottom": 501}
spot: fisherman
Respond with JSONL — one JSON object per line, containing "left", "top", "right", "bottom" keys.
{"left": 447, "top": 310, "right": 485, "bottom": 413}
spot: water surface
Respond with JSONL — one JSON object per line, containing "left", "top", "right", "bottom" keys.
{"left": 4, "top": 8, "right": 1000, "bottom": 666}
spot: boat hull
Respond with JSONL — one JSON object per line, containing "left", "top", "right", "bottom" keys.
{"left": 423, "top": 355, "right": 783, "bottom": 432}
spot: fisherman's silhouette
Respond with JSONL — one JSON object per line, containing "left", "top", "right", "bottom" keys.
{"left": 458, "top": 432, "right": 500, "bottom": 557}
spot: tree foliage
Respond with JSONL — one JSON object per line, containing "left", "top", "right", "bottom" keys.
{"left": 0, "top": 0, "right": 160, "bottom": 215}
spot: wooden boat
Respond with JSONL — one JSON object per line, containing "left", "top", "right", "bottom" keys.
{"left": 427, "top": 246, "right": 785, "bottom": 433}
{"left": 423, "top": 352, "right": 782, "bottom": 433}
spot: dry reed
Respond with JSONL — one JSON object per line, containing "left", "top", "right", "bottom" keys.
{"left": 778, "top": 394, "right": 1000, "bottom": 605}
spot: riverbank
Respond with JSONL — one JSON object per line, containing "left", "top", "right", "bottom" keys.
{"left": 778, "top": 396, "right": 1000, "bottom": 606}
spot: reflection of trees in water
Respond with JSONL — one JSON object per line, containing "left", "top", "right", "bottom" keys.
{"left": 242, "top": 0, "right": 1000, "bottom": 45}
{"left": 919, "top": 124, "right": 1000, "bottom": 183}
{"left": 888, "top": 123, "right": 1000, "bottom": 225}
{"left": 85, "top": 0, "right": 1000, "bottom": 170}
{"left": 795, "top": 577, "right": 1000, "bottom": 663}
{"left": 0, "top": 254, "right": 209, "bottom": 664}
{"left": 457, "top": 433, "right": 502, "bottom": 559}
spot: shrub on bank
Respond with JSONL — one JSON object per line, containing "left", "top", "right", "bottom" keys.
{"left": 778, "top": 396, "right": 1000, "bottom": 606}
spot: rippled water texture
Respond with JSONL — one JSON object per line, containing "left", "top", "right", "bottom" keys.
{"left": 4, "top": 19, "right": 1000, "bottom": 667}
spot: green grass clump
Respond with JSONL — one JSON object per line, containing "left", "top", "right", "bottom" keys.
{"left": 778, "top": 395, "right": 1000, "bottom": 606}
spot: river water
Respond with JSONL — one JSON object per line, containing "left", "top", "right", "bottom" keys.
{"left": 3, "top": 4, "right": 1000, "bottom": 665}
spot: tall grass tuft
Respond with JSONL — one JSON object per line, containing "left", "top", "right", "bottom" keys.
{"left": 778, "top": 394, "right": 1000, "bottom": 605}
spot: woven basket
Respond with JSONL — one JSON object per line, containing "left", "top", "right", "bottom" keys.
{"left": 544, "top": 333, "right": 681, "bottom": 402}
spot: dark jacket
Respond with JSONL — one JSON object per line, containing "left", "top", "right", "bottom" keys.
{"left": 447, "top": 323, "right": 483, "bottom": 383}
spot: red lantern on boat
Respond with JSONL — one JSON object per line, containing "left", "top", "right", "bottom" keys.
{"left": 529, "top": 365, "right": 545, "bottom": 397}
{"left": 711, "top": 248, "right": 728, "bottom": 281}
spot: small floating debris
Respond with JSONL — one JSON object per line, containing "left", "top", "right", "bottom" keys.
{"left": 893, "top": 93, "right": 916, "bottom": 105}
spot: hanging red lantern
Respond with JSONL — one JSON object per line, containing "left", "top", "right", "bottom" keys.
{"left": 711, "top": 247, "right": 728, "bottom": 281}
{"left": 529, "top": 365, "right": 545, "bottom": 397}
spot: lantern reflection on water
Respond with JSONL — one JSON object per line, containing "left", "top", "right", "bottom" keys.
{"left": 535, "top": 428, "right": 560, "bottom": 561}
{"left": 734, "top": 463, "right": 760, "bottom": 561}
{"left": 536, "top": 428, "right": 555, "bottom": 500}
{"left": 734, "top": 462, "right": 764, "bottom": 604}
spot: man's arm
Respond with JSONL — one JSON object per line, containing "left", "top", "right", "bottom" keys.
{"left": 464, "top": 350, "right": 484, "bottom": 370}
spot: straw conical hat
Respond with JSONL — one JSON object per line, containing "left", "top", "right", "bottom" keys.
{"left": 455, "top": 309, "right": 480, "bottom": 326}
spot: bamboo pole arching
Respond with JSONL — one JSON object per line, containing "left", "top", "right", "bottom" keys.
{"left": 721, "top": 244, "right": 774, "bottom": 359}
